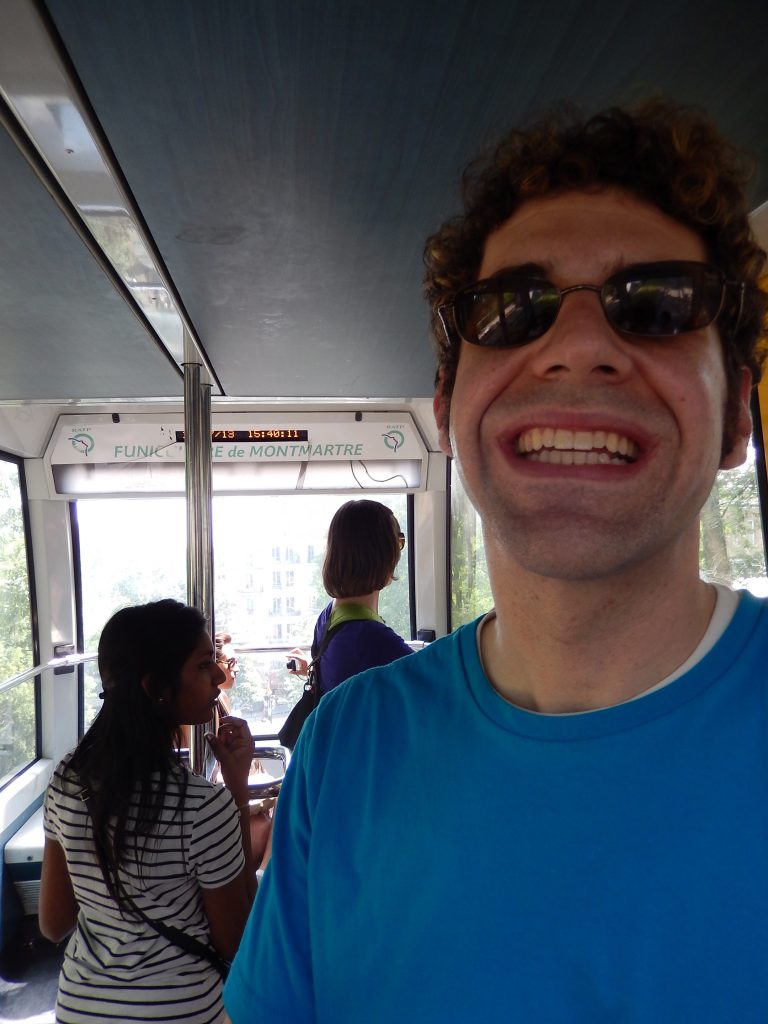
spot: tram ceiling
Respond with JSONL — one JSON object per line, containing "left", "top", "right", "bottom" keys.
{"left": 1, "top": 0, "right": 767, "bottom": 404}
{"left": 0, "top": 122, "right": 183, "bottom": 402}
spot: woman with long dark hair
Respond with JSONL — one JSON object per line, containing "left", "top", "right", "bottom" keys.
{"left": 39, "top": 600, "right": 256, "bottom": 1024}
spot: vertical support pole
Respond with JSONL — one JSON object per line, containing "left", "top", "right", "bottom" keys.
{"left": 183, "top": 339, "right": 215, "bottom": 775}
{"left": 751, "top": 388, "right": 768, "bottom": 571}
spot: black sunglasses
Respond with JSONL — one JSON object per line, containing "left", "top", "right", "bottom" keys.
{"left": 438, "top": 261, "right": 745, "bottom": 350}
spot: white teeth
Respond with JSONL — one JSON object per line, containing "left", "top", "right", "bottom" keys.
{"left": 573, "top": 431, "right": 593, "bottom": 451}
{"left": 516, "top": 427, "right": 638, "bottom": 463}
{"left": 529, "top": 449, "right": 628, "bottom": 465}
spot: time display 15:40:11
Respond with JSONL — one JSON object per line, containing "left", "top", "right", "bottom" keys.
{"left": 175, "top": 429, "right": 309, "bottom": 442}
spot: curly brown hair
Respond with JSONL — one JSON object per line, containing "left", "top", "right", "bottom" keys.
{"left": 424, "top": 99, "right": 767, "bottom": 449}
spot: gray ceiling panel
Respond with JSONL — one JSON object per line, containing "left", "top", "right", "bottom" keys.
{"left": 5, "top": 0, "right": 768, "bottom": 401}
{"left": 0, "top": 122, "right": 182, "bottom": 400}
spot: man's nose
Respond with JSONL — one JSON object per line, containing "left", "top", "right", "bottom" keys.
{"left": 526, "top": 289, "right": 634, "bottom": 380}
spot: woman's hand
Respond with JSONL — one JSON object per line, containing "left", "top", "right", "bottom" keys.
{"left": 206, "top": 715, "right": 254, "bottom": 805}
{"left": 287, "top": 647, "right": 309, "bottom": 676}
{"left": 250, "top": 807, "right": 274, "bottom": 867}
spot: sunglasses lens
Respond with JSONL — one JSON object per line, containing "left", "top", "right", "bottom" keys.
{"left": 603, "top": 263, "right": 724, "bottom": 336}
{"left": 451, "top": 262, "right": 727, "bottom": 347}
{"left": 457, "top": 277, "right": 560, "bottom": 347}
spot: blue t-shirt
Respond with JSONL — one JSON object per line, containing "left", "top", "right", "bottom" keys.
{"left": 311, "top": 601, "right": 413, "bottom": 694}
{"left": 226, "top": 592, "right": 768, "bottom": 1023}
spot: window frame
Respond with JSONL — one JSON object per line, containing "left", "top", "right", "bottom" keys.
{"left": 0, "top": 450, "right": 41, "bottom": 788}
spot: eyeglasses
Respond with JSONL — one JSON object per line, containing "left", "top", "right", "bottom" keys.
{"left": 438, "top": 261, "right": 745, "bottom": 350}
{"left": 397, "top": 531, "right": 405, "bottom": 550}
{"left": 218, "top": 657, "right": 237, "bottom": 671}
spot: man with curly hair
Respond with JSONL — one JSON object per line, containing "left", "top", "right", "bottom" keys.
{"left": 225, "top": 101, "right": 768, "bottom": 1023}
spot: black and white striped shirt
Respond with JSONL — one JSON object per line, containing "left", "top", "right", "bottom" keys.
{"left": 44, "top": 755, "right": 244, "bottom": 1023}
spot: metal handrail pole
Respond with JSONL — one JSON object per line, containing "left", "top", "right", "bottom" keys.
{"left": 0, "top": 652, "right": 98, "bottom": 696}
{"left": 183, "top": 334, "right": 215, "bottom": 775}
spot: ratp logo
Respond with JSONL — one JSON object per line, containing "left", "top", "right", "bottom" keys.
{"left": 382, "top": 429, "right": 404, "bottom": 452}
{"left": 69, "top": 433, "right": 95, "bottom": 456}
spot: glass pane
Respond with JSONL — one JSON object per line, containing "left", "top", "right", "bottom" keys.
{"left": 220, "top": 651, "right": 303, "bottom": 740}
{"left": 213, "top": 494, "right": 410, "bottom": 647}
{"left": 700, "top": 448, "right": 767, "bottom": 595}
{"left": 449, "top": 467, "right": 493, "bottom": 630}
{"left": 77, "top": 497, "right": 187, "bottom": 728}
{"left": 0, "top": 457, "right": 36, "bottom": 785}
{"left": 213, "top": 494, "right": 410, "bottom": 738}
{"left": 0, "top": 680, "right": 37, "bottom": 788}
{"left": 82, "top": 659, "right": 102, "bottom": 731}
{"left": 77, "top": 493, "right": 412, "bottom": 732}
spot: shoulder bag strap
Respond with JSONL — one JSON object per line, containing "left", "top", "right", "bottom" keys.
{"left": 307, "top": 613, "right": 359, "bottom": 691}
{"left": 83, "top": 793, "right": 229, "bottom": 978}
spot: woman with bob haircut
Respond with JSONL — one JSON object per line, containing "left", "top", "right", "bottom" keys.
{"left": 39, "top": 599, "right": 257, "bottom": 1024}
{"left": 287, "top": 499, "right": 413, "bottom": 698}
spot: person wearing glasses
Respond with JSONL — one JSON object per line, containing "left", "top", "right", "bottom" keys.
{"left": 212, "top": 630, "right": 275, "bottom": 865}
{"left": 286, "top": 499, "right": 412, "bottom": 697}
{"left": 224, "top": 100, "right": 768, "bottom": 1023}
{"left": 215, "top": 631, "right": 239, "bottom": 716}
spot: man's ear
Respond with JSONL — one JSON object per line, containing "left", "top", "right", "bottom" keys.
{"left": 433, "top": 368, "right": 453, "bottom": 458}
{"left": 720, "top": 367, "right": 753, "bottom": 470}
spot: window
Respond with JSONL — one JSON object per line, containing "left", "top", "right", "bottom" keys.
{"left": 271, "top": 546, "right": 281, "bottom": 561}
{"left": 0, "top": 454, "right": 37, "bottom": 786}
{"left": 77, "top": 497, "right": 186, "bottom": 728}
{"left": 699, "top": 448, "right": 767, "bottom": 593}
{"left": 448, "top": 466, "right": 492, "bottom": 630}
{"left": 214, "top": 494, "right": 412, "bottom": 644}
{"left": 76, "top": 493, "right": 415, "bottom": 738}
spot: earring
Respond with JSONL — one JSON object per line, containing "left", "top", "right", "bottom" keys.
{"left": 157, "top": 696, "right": 166, "bottom": 705}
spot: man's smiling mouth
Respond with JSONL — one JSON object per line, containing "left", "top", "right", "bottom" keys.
{"left": 515, "top": 428, "right": 638, "bottom": 465}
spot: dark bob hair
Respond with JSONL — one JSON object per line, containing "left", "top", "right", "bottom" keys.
{"left": 322, "top": 500, "right": 402, "bottom": 598}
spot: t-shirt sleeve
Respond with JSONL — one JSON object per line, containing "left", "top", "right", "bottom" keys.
{"left": 369, "top": 625, "right": 414, "bottom": 665}
{"left": 43, "top": 757, "right": 72, "bottom": 843}
{"left": 224, "top": 725, "right": 317, "bottom": 1023}
{"left": 188, "top": 783, "right": 245, "bottom": 889}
